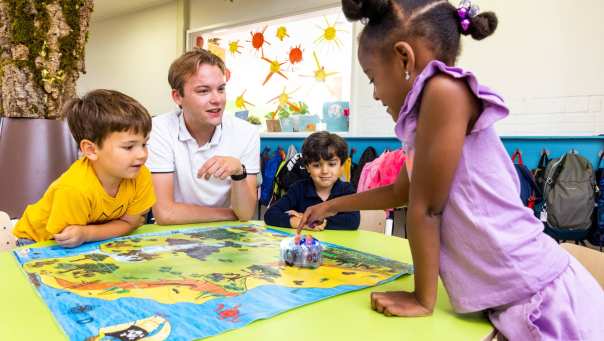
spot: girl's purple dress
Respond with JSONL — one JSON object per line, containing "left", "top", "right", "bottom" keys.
{"left": 395, "top": 59, "right": 604, "bottom": 340}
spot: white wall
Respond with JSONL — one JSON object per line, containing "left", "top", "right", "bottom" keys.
{"left": 77, "top": 1, "right": 179, "bottom": 115}
{"left": 459, "top": 0, "right": 604, "bottom": 136}
{"left": 354, "top": 0, "right": 604, "bottom": 136}
{"left": 189, "top": 0, "right": 339, "bottom": 29}
{"left": 79, "top": 0, "right": 604, "bottom": 135}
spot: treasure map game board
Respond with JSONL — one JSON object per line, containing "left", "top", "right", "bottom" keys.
{"left": 13, "top": 225, "right": 412, "bottom": 340}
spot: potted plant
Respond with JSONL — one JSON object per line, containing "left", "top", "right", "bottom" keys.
{"left": 290, "top": 101, "right": 318, "bottom": 132}
{"left": 264, "top": 111, "right": 281, "bottom": 132}
{"left": 247, "top": 115, "right": 262, "bottom": 126}
{"left": 0, "top": 0, "right": 94, "bottom": 218}
{"left": 277, "top": 106, "right": 294, "bottom": 132}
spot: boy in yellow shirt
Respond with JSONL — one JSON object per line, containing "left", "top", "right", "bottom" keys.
{"left": 13, "top": 89, "right": 156, "bottom": 248}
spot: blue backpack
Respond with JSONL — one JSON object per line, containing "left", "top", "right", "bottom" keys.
{"left": 511, "top": 151, "right": 539, "bottom": 208}
{"left": 588, "top": 154, "right": 604, "bottom": 249}
{"left": 260, "top": 148, "right": 284, "bottom": 206}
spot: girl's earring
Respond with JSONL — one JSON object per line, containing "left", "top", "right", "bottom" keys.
{"left": 404, "top": 70, "right": 411, "bottom": 81}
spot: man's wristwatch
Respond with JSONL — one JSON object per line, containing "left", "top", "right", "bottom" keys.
{"left": 230, "top": 164, "right": 247, "bottom": 181}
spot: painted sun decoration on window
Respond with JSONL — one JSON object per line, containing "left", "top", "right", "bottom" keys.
{"left": 188, "top": 7, "right": 353, "bottom": 133}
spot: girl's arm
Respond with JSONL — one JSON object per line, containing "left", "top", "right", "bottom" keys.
{"left": 325, "top": 182, "right": 361, "bottom": 230}
{"left": 325, "top": 211, "right": 361, "bottom": 230}
{"left": 400, "top": 74, "right": 478, "bottom": 315}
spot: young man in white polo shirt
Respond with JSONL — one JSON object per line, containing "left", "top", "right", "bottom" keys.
{"left": 147, "top": 49, "right": 259, "bottom": 224}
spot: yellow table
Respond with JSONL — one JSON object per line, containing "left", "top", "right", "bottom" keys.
{"left": 0, "top": 221, "right": 491, "bottom": 340}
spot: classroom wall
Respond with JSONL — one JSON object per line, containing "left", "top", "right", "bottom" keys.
{"left": 458, "top": 0, "right": 604, "bottom": 136}
{"left": 77, "top": 1, "right": 179, "bottom": 115}
{"left": 188, "top": 0, "right": 604, "bottom": 137}
{"left": 352, "top": 0, "right": 604, "bottom": 137}
{"left": 188, "top": 0, "right": 339, "bottom": 29}
{"left": 78, "top": 0, "right": 604, "bottom": 136}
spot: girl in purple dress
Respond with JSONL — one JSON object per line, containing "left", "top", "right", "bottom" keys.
{"left": 298, "top": 1, "right": 604, "bottom": 339}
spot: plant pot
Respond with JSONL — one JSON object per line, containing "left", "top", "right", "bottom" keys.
{"left": 235, "top": 110, "right": 249, "bottom": 121}
{"left": 265, "top": 119, "right": 281, "bottom": 132}
{"left": 0, "top": 118, "right": 78, "bottom": 218}
{"left": 279, "top": 117, "right": 294, "bottom": 132}
{"left": 323, "top": 101, "right": 350, "bottom": 132}
{"left": 294, "top": 114, "right": 320, "bottom": 132}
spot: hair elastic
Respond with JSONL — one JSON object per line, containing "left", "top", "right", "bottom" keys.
{"left": 457, "top": 0, "right": 480, "bottom": 33}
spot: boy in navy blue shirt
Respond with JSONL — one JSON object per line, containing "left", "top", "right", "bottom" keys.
{"left": 264, "top": 131, "right": 360, "bottom": 230}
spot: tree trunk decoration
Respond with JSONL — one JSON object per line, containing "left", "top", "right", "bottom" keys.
{"left": 0, "top": 0, "right": 93, "bottom": 118}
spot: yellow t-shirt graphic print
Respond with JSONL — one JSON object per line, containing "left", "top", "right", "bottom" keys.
{"left": 13, "top": 158, "right": 156, "bottom": 242}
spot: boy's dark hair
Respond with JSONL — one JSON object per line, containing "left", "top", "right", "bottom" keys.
{"left": 302, "top": 131, "right": 349, "bottom": 165}
{"left": 168, "top": 48, "right": 226, "bottom": 96}
{"left": 63, "top": 89, "right": 152, "bottom": 147}
{"left": 342, "top": 0, "right": 498, "bottom": 64}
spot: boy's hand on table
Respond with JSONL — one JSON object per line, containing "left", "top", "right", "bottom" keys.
{"left": 54, "top": 225, "right": 88, "bottom": 248}
{"left": 310, "top": 220, "right": 326, "bottom": 231}
{"left": 287, "top": 211, "right": 303, "bottom": 230}
{"left": 136, "top": 214, "right": 147, "bottom": 226}
{"left": 297, "top": 201, "right": 336, "bottom": 234}
{"left": 286, "top": 210, "right": 302, "bottom": 218}
{"left": 287, "top": 211, "right": 325, "bottom": 231}
{"left": 312, "top": 219, "right": 327, "bottom": 231}
{"left": 370, "top": 291, "right": 433, "bottom": 317}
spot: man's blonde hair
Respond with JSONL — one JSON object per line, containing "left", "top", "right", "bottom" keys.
{"left": 168, "top": 48, "right": 226, "bottom": 96}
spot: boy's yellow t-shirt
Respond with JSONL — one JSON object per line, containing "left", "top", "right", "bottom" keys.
{"left": 13, "top": 157, "right": 156, "bottom": 242}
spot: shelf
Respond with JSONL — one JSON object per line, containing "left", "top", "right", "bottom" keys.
{"left": 260, "top": 132, "right": 397, "bottom": 139}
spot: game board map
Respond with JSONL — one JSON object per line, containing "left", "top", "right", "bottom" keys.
{"left": 13, "top": 224, "right": 412, "bottom": 340}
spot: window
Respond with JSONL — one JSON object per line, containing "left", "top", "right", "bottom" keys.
{"left": 187, "top": 6, "right": 353, "bottom": 134}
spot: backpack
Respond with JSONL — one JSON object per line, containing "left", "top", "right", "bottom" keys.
{"left": 285, "top": 144, "right": 298, "bottom": 161}
{"left": 357, "top": 149, "right": 406, "bottom": 193}
{"left": 588, "top": 153, "right": 604, "bottom": 248}
{"left": 342, "top": 156, "right": 352, "bottom": 182}
{"left": 260, "top": 148, "right": 284, "bottom": 206}
{"left": 347, "top": 148, "right": 358, "bottom": 182}
{"left": 350, "top": 146, "right": 378, "bottom": 190}
{"left": 531, "top": 152, "right": 549, "bottom": 216}
{"left": 541, "top": 152, "right": 596, "bottom": 240}
{"left": 260, "top": 146, "right": 271, "bottom": 174}
{"left": 511, "top": 150, "right": 539, "bottom": 208}
{"left": 270, "top": 152, "right": 310, "bottom": 205}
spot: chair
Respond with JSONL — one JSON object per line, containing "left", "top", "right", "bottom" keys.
{"left": 0, "top": 211, "right": 16, "bottom": 251}
{"left": 0, "top": 118, "right": 77, "bottom": 218}
{"left": 359, "top": 210, "right": 387, "bottom": 234}
{"left": 561, "top": 243, "right": 604, "bottom": 289}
